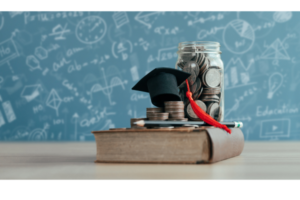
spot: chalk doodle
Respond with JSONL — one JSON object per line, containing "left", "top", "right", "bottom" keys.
{"left": 28, "top": 123, "right": 49, "bottom": 141}
{"left": 48, "top": 23, "right": 71, "bottom": 40}
{"left": 188, "top": 13, "right": 224, "bottom": 26}
{"left": 72, "top": 113, "right": 79, "bottom": 140}
{"left": 224, "top": 58, "right": 256, "bottom": 90}
{"left": 46, "top": 89, "right": 62, "bottom": 116}
{"left": 130, "top": 66, "right": 140, "bottom": 81}
{"left": 0, "top": 13, "right": 4, "bottom": 30}
{"left": 112, "top": 40, "right": 133, "bottom": 60}
{"left": 260, "top": 119, "right": 290, "bottom": 140}
{"left": 134, "top": 12, "right": 162, "bottom": 29}
{"left": 2, "top": 101, "right": 16, "bottom": 123}
{"left": 223, "top": 19, "right": 255, "bottom": 54}
{"left": 26, "top": 55, "right": 41, "bottom": 71}
{"left": 0, "top": 110, "right": 5, "bottom": 127}
{"left": 112, "top": 12, "right": 129, "bottom": 29}
{"left": 9, "top": 12, "right": 23, "bottom": 18}
{"left": 75, "top": 16, "right": 107, "bottom": 44}
{"left": 273, "top": 12, "right": 292, "bottom": 23}
{"left": 20, "top": 84, "right": 43, "bottom": 102}
{"left": 154, "top": 26, "right": 179, "bottom": 35}
{"left": 260, "top": 38, "right": 290, "bottom": 65}
{"left": 87, "top": 68, "right": 127, "bottom": 105}
{"left": 267, "top": 72, "right": 284, "bottom": 99}
{"left": 34, "top": 46, "right": 48, "bottom": 60}
{"left": 197, "top": 26, "right": 225, "bottom": 40}
{"left": 134, "top": 38, "right": 149, "bottom": 51}
{"left": 156, "top": 46, "right": 178, "bottom": 62}
{"left": 0, "top": 38, "right": 19, "bottom": 73}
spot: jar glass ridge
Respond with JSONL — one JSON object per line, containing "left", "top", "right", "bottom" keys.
{"left": 175, "top": 41, "right": 224, "bottom": 122}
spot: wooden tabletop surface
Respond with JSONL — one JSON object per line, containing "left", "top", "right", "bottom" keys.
{"left": 0, "top": 141, "right": 299, "bottom": 179}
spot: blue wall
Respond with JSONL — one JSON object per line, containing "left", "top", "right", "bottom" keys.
{"left": 0, "top": 11, "right": 299, "bottom": 141}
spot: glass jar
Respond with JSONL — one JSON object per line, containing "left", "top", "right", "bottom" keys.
{"left": 175, "top": 41, "right": 224, "bottom": 122}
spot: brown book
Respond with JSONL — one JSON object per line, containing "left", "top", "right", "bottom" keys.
{"left": 91, "top": 127, "right": 244, "bottom": 164}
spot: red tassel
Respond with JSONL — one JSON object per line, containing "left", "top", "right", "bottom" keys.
{"left": 185, "top": 80, "right": 231, "bottom": 134}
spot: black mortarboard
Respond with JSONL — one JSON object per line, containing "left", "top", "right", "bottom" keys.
{"left": 132, "top": 67, "right": 191, "bottom": 107}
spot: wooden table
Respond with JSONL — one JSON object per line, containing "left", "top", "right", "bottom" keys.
{"left": 0, "top": 142, "right": 299, "bottom": 179}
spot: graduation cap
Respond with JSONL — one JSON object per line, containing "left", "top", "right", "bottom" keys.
{"left": 132, "top": 67, "right": 191, "bottom": 107}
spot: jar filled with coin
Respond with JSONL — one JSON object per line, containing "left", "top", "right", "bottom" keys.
{"left": 175, "top": 41, "right": 224, "bottom": 122}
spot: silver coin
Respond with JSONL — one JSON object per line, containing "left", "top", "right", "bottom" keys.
{"left": 200, "top": 57, "right": 209, "bottom": 74}
{"left": 205, "top": 68, "right": 221, "bottom": 88}
{"left": 186, "top": 100, "right": 207, "bottom": 119}
{"left": 190, "top": 77, "right": 200, "bottom": 94}
{"left": 212, "top": 106, "right": 222, "bottom": 121}
{"left": 183, "top": 62, "right": 197, "bottom": 85}
{"left": 193, "top": 86, "right": 203, "bottom": 100}
{"left": 207, "top": 103, "right": 219, "bottom": 117}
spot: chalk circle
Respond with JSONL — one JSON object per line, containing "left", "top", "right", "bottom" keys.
{"left": 29, "top": 128, "right": 47, "bottom": 141}
{"left": 222, "top": 19, "right": 255, "bottom": 54}
{"left": 75, "top": 16, "right": 107, "bottom": 44}
{"left": 273, "top": 12, "right": 292, "bottom": 23}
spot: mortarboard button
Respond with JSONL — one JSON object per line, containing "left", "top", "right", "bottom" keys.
{"left": 132, "top": 67, "right": 191, "bottom": 107}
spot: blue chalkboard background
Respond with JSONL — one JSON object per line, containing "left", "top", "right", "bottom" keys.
{"left": 0, "top": 11, "right": 299, "bottom": 141}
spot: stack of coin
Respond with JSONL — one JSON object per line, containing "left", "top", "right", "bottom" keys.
{"left": 164, "top": 101, "right": 188, "bottom": 121}
{"left": 177, "top": 48, "right": 223, "bottom": 121}
{"left": 146, "top": 107, "right": 169, "bottom": 121}
{"left": 130, "top": 118, "right": 147, "bottom": 129}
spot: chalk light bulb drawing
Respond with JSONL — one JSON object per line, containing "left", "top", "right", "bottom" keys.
{"left": 267, "top": 72, "right": 283, "bottom": 99}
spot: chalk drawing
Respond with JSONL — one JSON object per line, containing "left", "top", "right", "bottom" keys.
{"left": 26, "top": 55, "right": 41, "bottom": 71}
{"left": 72, "top": 113, "right": 79, "bottom": 140}
{"left": 20, "top": 84, "right": 43, "bottom": 102}
{"left": 2, "top": 101, "right": 16, "bottom": 123}
{"left": 260, "top": 119, "right": 290, "bottom": 140}
{"left": 224, "top": 58, "right": 256, "bottom": 90}
{"left": 0, "top": 76, "right": 3, "bottom": 84}
{"left": 134, "top": 38, "right": 149, "bottom": 51}
{"left": 0, "top": 13, "right": 4, "bottom": 30}
{"left": 112, "top": 12, "right": 129, "bottom": 29}
{"left": 9, "top": 12, "right": 23, "bottom": 18}
{"left": 34, "top": 46, "right": 48, "bottom": 60}
{"left": 0, "top": 95, "right": 2, "bottom": 101}
{"left": 88, "top": 68, "right": 127, "bottom": 105}
{"left": 134, "top": 12, "right": 162, "bottom": 29}
{"left": 112, "top": 40, "right": 133, "bottom": 60}
{"left": 75, "top": 16, "right": 107, "bottom": 44}
{"left": 156, "top": 46, "right": 178, "bottom": 62}
{"left": 267, "top": 72, "right": 284, "bottom": 99}
{"left": 225, "top": 86, "right": 257, "bottom": 117}
{"left": 154, "top": 26, "right": 179, "bottom": 35}
{"left": 0, "top": 38, "right": 19, "bottom": 73}
{"left": 0, "top": 110, "right": 5, "bottom": 127}
{"left": 261, "top": 38, "right": 290, "bottom": 65}
{"left": 188, "top": 13, "right": 224, "bottom": 25}
{"left": 46, "top": 89, "right": 62, "bottom": 116}
{"left": 52, "top": 57, "right": 71, "bottom": 72}
{"left": 223, "top": 19, "right": 255, "bottom": 54}
{"left": 197, "top": 26, "right": 224, "bottom": 40}
{"left": 273, "top": 12, "right": 292, "bottom": 23}
{"left": 28, "top": 123, "right": 49, "bottom": 141}
{"left": 130, "top": 66, "right": 139, "bottom": 81}
{"left": 48, "top": 23, "right": 70, "bottom": 40}
{"left": 79, "top": 108, "right": 116, "bottom": 128}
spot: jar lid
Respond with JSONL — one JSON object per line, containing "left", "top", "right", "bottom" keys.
{"left": 178, "top": 41, "right": 221, "bottom": 54}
